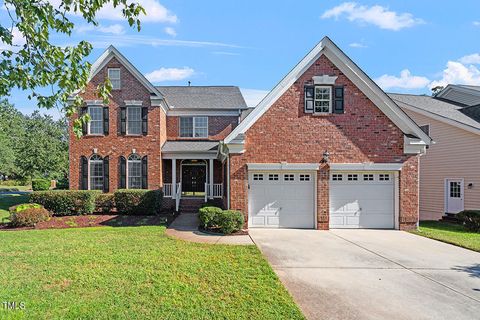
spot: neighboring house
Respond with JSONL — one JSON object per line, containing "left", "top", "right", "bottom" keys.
{"left": 69, "top": 36, "right": 431, "bottom": 230}
{"left": 391, "top": 85, "right": 480, "bottom": 220}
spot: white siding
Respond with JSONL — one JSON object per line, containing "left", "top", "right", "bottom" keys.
{"left": 404, "top": 109, "right": 480, "bottom": 220}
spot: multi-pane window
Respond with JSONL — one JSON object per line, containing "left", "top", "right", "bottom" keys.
{"left": 88, "top": 106, "right": 103, "bottom": 135}
{"left": 379, "top": 174, "right": 390, "bottom": 181}
{"left": 300, "top": 174, "right": 310, "bottom": 181}
{"left": 179, "top": 117, "right": 208, "bottom": 138}
{"left": 268, "top": 174, "right": 279, "bottom": 181}
{"left": 128, "top": 154, "right": 142, "bottom": 189}
{"left": 284, "top": 174, "right": 294, "bottom": 181}
{"left": 89, "top": 154, "right": 103, "bottom": 190}
{"left": 347, "top": 174, "right": 358, "bottom": 181}
{"left": 314, "top": 86, "right": 331, "bottom": 113}
{"left": 108, "top": 68, "right": 121, "bottom": 89}
{"left": 253, "top": 174, "right": 263, "bottom": 181}
{"left": 450, "top": 181, "right": 461, "bottom": 198}
{"left": 332, "top": 174, "right": 343, "bottom": 181}
{"left": 127, "top": 106, "right": 142, "bottom": 135}
{"left": 363, "top": 174, "right": 374, "bottom": 181}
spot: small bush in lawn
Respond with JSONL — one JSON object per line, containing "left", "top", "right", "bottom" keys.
{"left": 9, "top": 203, "right": 42, "bottom": 213}
{"left": 217, "top": 210, "right": 244, "bottom": 234}
{"left": 32, "top": 179, "right": 51, "bottom": 191}
{"left": 30, "top": 190, "right": 99, "bottom": 216}
{"left": 95, "top": 193, "right": 115, "bottom": 213}
{"left": 198, "top": 206, "right": 223, "bottom": 229}
{"left": 457, "top": 210, "right": 480, "bottom": 232}
{"left": 10, "top": 207, "right": 51, "bottom": 227}
{"left": 114, "top": 189, "right": 163, "bottom": 215}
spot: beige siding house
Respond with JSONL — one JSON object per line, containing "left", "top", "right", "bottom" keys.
{"left": 389, "top": 86, "right": 480, "bottom": 220}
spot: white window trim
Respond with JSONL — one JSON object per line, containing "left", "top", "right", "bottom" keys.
{"left": 87, "top": 106, "right": 103, "bottom": 135}
{"left": 127, "top": 154, "right": 142, "bottom": 189}
{"left": 108, "top": 68, "right": 121, "bottom": 90}
{"left": 179, "top": 116, "right": 209, "bottom": 138}
{"left": 314, "top": 85, "right": 332, "bottom": 114}
{"left": 126, "top": 105, "right": 142, "bottom": 135}
{"left": 88, "top": 155, "right": 104, "bottom": 191}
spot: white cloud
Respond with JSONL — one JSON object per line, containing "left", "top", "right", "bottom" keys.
{"left": 375, "top": 69, "right": 431, "bottom": 90}
{"left": 458, "top": 53, "right": 480, "bottom": 65}
{"left": 212, "top": 51, "right": 240, "bottom": 56}
{"left": 0, "top": 27, "right": 26, "bottom": 51}
{"left": 144, "top": 67, "right": 194, "bottom": 83}
{"left": 349, "top": 42, "right": 367, "bottom": 48}
{"left": 164, "top": 27, "right": 177, "bottom": 37}
{"left": 321, "top": 2, "right": 424, "bottom": 31}
{"left": 240, "top": 88, "right": 269, "bottom": 108}
{"left": 430, "top": 61, "right": 480, "bottom": 89}
{"left": 76, "top": 24, "right": 125, "bottom": 35}
{"left": 473, "top": 21, "right": 480, "bottom": 26}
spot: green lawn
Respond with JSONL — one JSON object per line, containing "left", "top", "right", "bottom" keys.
{"left": 411, "top": 221, "right": 480, "bottom": 252}
{"left": 0, "top": 226, "right": 304, "bottom": 320}
{"left": 0, "top": 194, "right": 29, "bottom": 222}
{"left": 0, "top": 185, "right": 31, "bottom": 191}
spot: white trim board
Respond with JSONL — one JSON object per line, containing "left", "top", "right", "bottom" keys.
{"left": 329, "top": 163, "right": 403, "bottom": 171}
{"left": 247, "top": 163, "right": 320, "bottom": 171}
{"left": 224, "top": 37, "right": 431, "bottom": 152}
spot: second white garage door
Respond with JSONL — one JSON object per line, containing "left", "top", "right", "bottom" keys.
{"left": 248, "top": 171, "right": 315, "bottom": 229}
{"left": 329, "top": 172, "right": 395, "bottom": 229}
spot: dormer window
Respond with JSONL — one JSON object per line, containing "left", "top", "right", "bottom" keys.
{"left": 180, "top": 117, "right": 208, "bottom": 138}
{"left": 108, "top": 68, "right": 121, "bottom": 90}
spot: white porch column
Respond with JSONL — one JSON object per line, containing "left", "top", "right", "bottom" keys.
{"left": 209, "top": 158, "right": 214, "bottom": 199}
{"left": 172, "top": 159, "right": 176, "bottom": 199}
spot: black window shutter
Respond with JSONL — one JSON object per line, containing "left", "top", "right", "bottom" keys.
{"left": 334, "top": 86, "right": 344, "bottom": 114}
{"left": 119, "top": 156, "right": 126, "bottom": 189}
{"left": 142, "top": 107, "right": 148, "bottom": 136}
{"left": 304, "top": 86, "right": 314, "bottom": 113}
{"left": 141, "top": 156, "right": 148, "bottom": 189}
{"left": 80, "top": 156, "right": 88, "bottom": 190}
{"left": 103, "top": 156, "right": 109, "bottom": 193}
{"left": 80, "top": 107, "right": 88, "bottom": 136}
{"left": 103, "top": 107, "right": 109, "bottom": 135}
{"left": 120, "top": 107, "right": 126, "bottom": 135}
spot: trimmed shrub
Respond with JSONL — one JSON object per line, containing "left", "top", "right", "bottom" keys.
{"left": 30, "top": 190, "right": 99, "bottom": 216}
{"left": 10, "top": 207, "right": 51, "bottom": 227}
{"left": 9, "top": 203, "right": 42, "bottom": 213}
{"left": 55, "top": 177, "right": 69, "bottom": 190}
{"left": 32, "top": 179, "right": 51, "bottom": 191}
{"left": 217, "top": 210, "right": 244, "bottom": 234}
{"left": 114, "top": 189, "right": 163, "bottom": 215}
{"left": 198, "top": 206, "right": 223, "bottom": 229}
{"left": 457, "top": 210, "right": 480, "bottom": 232}
{"left": 95, "top": 193, "right": 115, "bottom": 213}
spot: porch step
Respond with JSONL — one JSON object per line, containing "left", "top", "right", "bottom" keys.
{"left": 441, "top": 213, "right": 460, "bottom": 223}
{"left": 179, "top": 199, "right": 205, "bottom": 214}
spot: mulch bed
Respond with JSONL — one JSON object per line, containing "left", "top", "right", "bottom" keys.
{"left": 0, "top": 214, "right": 177, "bottom": 231}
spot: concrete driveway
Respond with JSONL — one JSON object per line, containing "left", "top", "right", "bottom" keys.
{"left": 249, "top": 229, "right": 480, "bottom": 320}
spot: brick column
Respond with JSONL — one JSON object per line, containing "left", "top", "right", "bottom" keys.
{"left": 317, "top": 164, "right": 330, "bottom": 230}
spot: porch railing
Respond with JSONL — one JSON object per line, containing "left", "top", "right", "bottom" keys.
{"left": 164, "top": 183, "right": 172, "bottom": 197}
{"left": 175, "top": 182, "right": 181, "bottom": 212}
{"left": 205, "top": 183, "right": 223, "bottom": 200}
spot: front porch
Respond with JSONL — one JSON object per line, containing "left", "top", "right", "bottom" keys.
{"left": 162, "top": 154, "right": 226, "bottom": 211}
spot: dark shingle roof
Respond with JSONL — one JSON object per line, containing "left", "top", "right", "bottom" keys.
{"left": 156, "top": 86, "right": 247, "bottom": 110}
{"left": 162, "top": 141, "right": 219, "bottom": 153}
{"left": 388, "top": 93, "right": 480, "bottom": 131}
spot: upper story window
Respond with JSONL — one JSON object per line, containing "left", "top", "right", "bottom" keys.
{"left": 179, "top": 117, "right": 208, "bottom": 138}
{"left": 127, "top": 106, "right": 142, "bottom": 135}
{"left": 314, "top": 86, "right": 332, "bottom": 113}
{"left": 87, "top": 106, "right": 103, "bottom": 135}
{"left": 108, "top": 68, "right": 121, "bottom": 90}
{"left": 305, "top": 85, "right": 344, "bottom": 114}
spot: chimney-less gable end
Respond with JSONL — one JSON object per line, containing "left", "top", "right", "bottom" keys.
{"left": 304, "top": 74, "right": 344, "bottom": 114}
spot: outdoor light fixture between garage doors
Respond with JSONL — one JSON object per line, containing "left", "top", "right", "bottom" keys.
{"left": 322, "top": 150, "right": 330, "bottom": 163}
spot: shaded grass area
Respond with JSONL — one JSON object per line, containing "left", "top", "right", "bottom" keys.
{"left": 411, "top": 221, "right": 480, "bottom": 252}
{"left": 0, "top": 185, "right": 31, "bottom": 191}
{"left": 0, "top": 194, "right": 29, "bottom": 222}
{"left": 0, "top": 226, "right": 304, "bottom": 319}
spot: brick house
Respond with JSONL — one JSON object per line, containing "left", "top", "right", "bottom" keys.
{"left": 69, "top": 36, "right": 431, "bottom": 230}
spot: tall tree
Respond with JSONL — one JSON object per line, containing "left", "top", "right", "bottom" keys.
{"left": 0, "top": 0, "right": 145, "bottom": 137}
{"left": 0, "top": 99, "right": 24, "bottom": 177}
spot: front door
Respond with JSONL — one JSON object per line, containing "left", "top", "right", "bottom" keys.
{"left": 446, "top": 179, "right": 464, "bottom": 213}
{"left": 182, "top": 165, "right": 206, "bottom": 196}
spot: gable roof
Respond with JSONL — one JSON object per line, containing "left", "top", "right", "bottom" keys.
{"left": 223, "top": 36, "right": 432, "bottom": 147}
{"left": 435, "top": 84, "right": 480, "bottom": 106}
{"left": 390, "top": 93, "right": 480, "bottom": 135}
{"left": 89, "top": 45, "right": 164, "bottom": 99}
{"left": 156, "top": 86, "right": 247, "bottom": 110}
{"left": 162, "top": 141, "right": 218, "bottom": 153}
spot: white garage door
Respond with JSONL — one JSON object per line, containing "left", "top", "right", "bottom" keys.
{"left": 329, "top": 172, "right": 395, "bottom": 229}
{"left": 248, "top": 171, "right": 315, "bottom": 228}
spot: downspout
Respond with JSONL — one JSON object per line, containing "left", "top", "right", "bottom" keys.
{"left": 218, "top": 142, "right": 230, "bottom": 209}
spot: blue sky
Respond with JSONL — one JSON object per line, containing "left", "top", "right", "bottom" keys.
{"left": 3, "top": 0, "right": 480, "bottom": 117}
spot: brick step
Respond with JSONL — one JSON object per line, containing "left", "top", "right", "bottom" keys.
{"left": 441, "top": 213, "right": 460, "bottom": 223}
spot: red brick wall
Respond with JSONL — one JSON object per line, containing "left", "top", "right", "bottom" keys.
{"left": 69, "top": 57, "right": 164, "bottom": 192}
{"left": 229, "top": 55, "right": 419, "bottom": 230}
{"left": 166, "top": 116, "right": 238, "bottom": 140}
